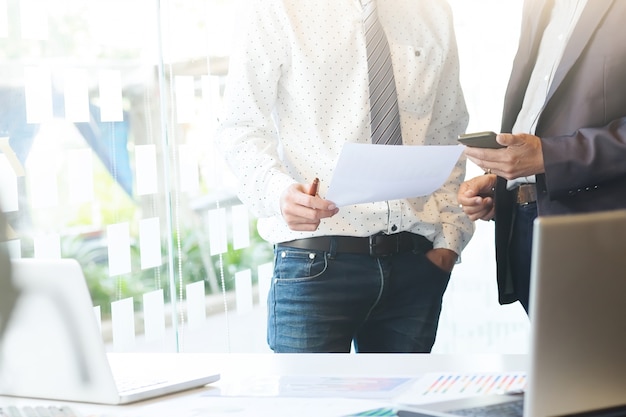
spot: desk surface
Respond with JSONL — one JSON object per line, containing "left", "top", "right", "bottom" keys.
{"left": 1, "top": 353, "right": 528, "bottom": 417}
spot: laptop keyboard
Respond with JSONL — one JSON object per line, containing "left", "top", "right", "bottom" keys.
{"left": 451, "top": 398, "right": 524, "bottom": 417}
{"left": 0, "top": 406, "right": 78, "bottom": 417}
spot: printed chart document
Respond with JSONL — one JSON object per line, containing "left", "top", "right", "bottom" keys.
{"left": 394, "top": 371, "right": 527, "bottom": 406}
{"left": 325, "top": 143, "right": 464, "bottom": 207}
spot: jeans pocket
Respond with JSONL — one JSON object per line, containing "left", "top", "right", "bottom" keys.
{"left": 274, "top": 247, "right": 328, "bottom": 282}
{"left": 419, "top": 252, "right": 452, "bottom": 289}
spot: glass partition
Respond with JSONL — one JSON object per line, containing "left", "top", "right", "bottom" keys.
{"left": 1, "top": 0, "right": 528, "bottom": 354}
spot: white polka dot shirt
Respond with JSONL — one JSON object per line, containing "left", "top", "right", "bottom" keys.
{"left": 216, "top": 0, "right": 474, "bottom": 255}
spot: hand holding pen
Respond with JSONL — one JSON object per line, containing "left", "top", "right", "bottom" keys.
{"left": 279, "top": 177, "right": 338, "bottom": 232}
{"left": 308, "top": 177, "right": 319, "bottom": 196}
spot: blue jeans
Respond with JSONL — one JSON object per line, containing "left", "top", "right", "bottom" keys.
{"left": 267, "top": 246, "right": 451, "bottom": 353}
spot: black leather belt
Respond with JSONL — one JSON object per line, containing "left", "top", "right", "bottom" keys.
{"left": 515, "top": 183, "right": 537, "bottom": 205}
{"left": 278, "top": 232, "right": 432, "bottom": 257}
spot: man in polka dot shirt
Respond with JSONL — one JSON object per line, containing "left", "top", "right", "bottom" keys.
{"left": 217, "top": 0, "right": 473, "bottom": 353}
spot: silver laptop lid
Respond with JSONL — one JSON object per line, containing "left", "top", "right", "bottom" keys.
{"left": 527, "top": 209, "right": 626, "bottom": 417}
{"left": 0, "top": 258, "right": 220, "bottom": 405}
{"left": 0, "top": 258, "right": 121, "bottom": 404}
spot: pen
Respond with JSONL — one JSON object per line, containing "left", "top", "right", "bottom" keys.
{"left": 308, "top": 177, "right": 319, "bottom": 196}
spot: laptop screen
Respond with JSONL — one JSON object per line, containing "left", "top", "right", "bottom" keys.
{"left": 0, "top": 258, "right": 220, "bottom": 405}
{"left": 526, "top": 209, "right": 626, "bottom": 417}
{"left": 0, "top": 258, "right": 121, "bottom": 403}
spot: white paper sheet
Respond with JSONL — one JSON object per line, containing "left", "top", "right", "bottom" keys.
{"left": 325, "top": 143, "right": 464, "bottom": 207}
{"left": 215, "top": 375, "right": 415, "bottom": 399}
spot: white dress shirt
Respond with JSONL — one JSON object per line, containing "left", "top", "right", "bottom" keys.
{"left": 217, "top": 0, "right": 473, "bottom": 255}
{"left": 508, "top": 0, "right": 587, "bottom": 189}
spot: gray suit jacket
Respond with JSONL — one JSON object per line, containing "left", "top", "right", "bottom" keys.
{"left": 495, "top": 0, "right": 626, "bottom": 304}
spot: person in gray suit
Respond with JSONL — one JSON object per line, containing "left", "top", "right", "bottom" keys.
{"left": 457, "top": 0, "right": 626, "bottom": 313}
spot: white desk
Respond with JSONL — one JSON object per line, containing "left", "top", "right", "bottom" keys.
{"left": 0, "top": 353, "right": 528, "bottom": 417}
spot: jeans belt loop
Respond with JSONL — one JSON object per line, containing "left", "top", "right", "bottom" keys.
{"left": 328, "top": 236, "right": 338, "bottom": 259}
{"left": 368, "top": 233, "right": 384, "bottom": 257}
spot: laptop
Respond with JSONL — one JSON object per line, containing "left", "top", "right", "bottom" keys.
{"left": 0, "top": 258, "right": 220, "bottom": 405}
{"left": 396, "top": 209, "right": 626, "bottom": 417}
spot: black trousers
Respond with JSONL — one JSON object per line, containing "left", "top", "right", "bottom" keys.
{"left": 509, "top": 202, "right": 538, "bottom": 314}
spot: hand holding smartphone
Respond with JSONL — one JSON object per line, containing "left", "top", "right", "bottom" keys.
{"left": 457, "top": 131, "right": 505, "bottom": 149}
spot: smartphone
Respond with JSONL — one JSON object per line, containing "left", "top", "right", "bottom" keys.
{"left": 457, "top": 131, "right": 505, "bottom": 149}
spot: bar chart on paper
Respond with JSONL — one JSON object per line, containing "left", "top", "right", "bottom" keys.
{"left": 395, "top": 372, "right": 527, "bottom": 405}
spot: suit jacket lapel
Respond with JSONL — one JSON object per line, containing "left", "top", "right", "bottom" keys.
{"left": 545, "top": 0, "right": 614, "bottom": 103}
{"left": 501, "top": 0, "right": 555, "bottom": 131}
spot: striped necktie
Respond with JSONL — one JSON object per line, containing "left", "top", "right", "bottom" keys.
{"left": 363, "top": 0, "right": 402, "bottom": 145}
